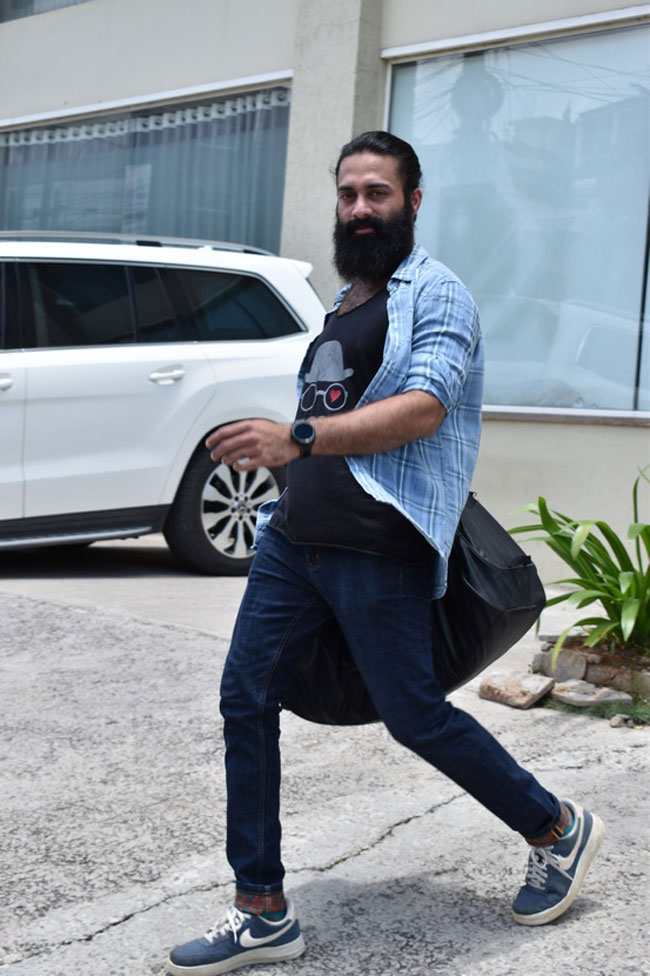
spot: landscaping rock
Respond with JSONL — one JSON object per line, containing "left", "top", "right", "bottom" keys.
{"left": 479, "top": 671, "right": 555, "bottom": 709}
{"left": 534, "top": 642, "right": 650, "bottom": 698}
{"left": 551, "top": 679, "right": 633, "bottom": 708}
{"left": 609, "top": 714, "right": 635, "bottom": 729}
{"left": 533, "top": 648, "right": 588, "bottom": 681}
{"left": 610, "top": 668, "right": 650, "bottom": 699}
{"left": 584, "top": 662, "right": 619, "bottom": 686}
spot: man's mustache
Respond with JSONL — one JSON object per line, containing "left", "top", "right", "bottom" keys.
{"left": 342, "top": 216, "right": 385, "bottom": 235}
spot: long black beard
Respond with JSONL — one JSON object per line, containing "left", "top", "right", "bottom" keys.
{"left": 333, "top": 201, "right": 415, "bottom": 282}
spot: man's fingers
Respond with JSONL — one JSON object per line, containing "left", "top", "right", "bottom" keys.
{"left": 207, "top": 428, "right": 258, "bottom": 462}
{"left": 205, "top": 421, "right": 250, "bottom": 453}
{"left": 204, "top": 419, "right": 292, "bottom": 470}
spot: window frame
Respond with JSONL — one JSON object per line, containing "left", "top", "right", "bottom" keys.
{"left": 382, "top": 9, "right": 650, "bottom": 426}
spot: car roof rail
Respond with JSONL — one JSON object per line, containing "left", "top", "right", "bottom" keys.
{"left": 0, "top": 230, "right": 274, "bottom": 256}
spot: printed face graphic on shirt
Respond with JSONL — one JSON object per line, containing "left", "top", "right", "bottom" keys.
{"left": 301, "top": 340, "right": 354, "bottom": 412}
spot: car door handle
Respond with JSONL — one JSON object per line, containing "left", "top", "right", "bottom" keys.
{"left": 148, "top": 366, "right": 186, "bottom": 385}
{"left": 0, "top": 373, "right": 14, "bottom": 391}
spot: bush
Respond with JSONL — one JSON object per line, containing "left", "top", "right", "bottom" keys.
{"left": 510, "top": 467, "right": 650, "bottom": 659}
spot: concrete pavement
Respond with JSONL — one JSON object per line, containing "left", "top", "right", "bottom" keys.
{"left": 0, "top": 537, "right": 647, "bottom": 976}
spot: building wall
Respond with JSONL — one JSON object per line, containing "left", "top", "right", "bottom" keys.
{"left": 0, "top": 0, "right": 648, "bottom": 579}
{"left": 475, "top": 419, "right": 649, "bottom": 580}
{"left": 381, "top": 0, "right": 647, "bottom": 48}
{"left": 0, "top": 0, "right": 298, "bottom": 121}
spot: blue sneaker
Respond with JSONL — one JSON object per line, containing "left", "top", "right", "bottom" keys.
{"left": 165, "top": 898, "right": 305, "bottom": 975}
{"left": 512, "top": 800, "right": 605, "bottom": 926}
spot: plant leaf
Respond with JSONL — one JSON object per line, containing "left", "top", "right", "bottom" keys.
{"left": 550, "top": 625, "right": 574, "bottom": 666}
{"left": 565, "top": 589, "right": 606, "bottom": 606}
{"left": 595, "top": 521, "right": 634, "bottom": 572}
{"left": 621, "top": 599, "right": 641, "bottom": 642}
{"left": 582, "top": 620, "right": 619, "bottom": 647}
{"left": 570, "top": 521, "right": 595, "bottom": 560}
{"left": 618, "top": 572, "right": 635, "bottom": 596}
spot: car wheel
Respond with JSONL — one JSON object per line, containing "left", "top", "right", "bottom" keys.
{"left": 163, "top": 448, "right": 286, "bottom": 575}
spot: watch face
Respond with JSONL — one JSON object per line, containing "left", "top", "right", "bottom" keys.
{"left": 293, "top": 421, "right": 315, "bottom": 444}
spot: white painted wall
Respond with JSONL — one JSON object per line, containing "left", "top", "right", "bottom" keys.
{"left": 381, "top": 0, "right": 650, "bottom": 49}
{"left": 0, "top": 0, "right": 298, "bottom": 122}
{"left": 474, "top": 419, "right": 650, "bottom": 579}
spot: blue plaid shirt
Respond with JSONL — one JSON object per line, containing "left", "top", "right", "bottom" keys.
{"left": 257, "top": 244, "right": 484, "bottom": 597}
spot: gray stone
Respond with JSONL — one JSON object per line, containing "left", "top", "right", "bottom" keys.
{"left": 585, "top": 662, "right": 619, "bottom": 686}
{"left": 531, "top": 651, "right": 548, "bottom": 673}
{"left": 609, "top": 714, "right": 635, "bottom": 728}
{"left": 479, "top": 670, "right": 555, "bottom": 709}
{"left": 611, "top": 669, "right": 650, "bottom": 698}
{"left": 551, "top": 679, "right": 633, "bottom": 707}
{"left": 534, "top": 648, "right": 587, "bottom": 681}
{"left": 596, "top": 687, "right": 633, "bottom": 705}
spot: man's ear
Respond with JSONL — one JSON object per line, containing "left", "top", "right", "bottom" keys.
{"left": 410, "top": 187, "right": 423, "bottom": 217}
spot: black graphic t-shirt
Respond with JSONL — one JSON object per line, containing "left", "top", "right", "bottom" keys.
{"left": 270, "top": 288, "right": 431, "bottom": 564}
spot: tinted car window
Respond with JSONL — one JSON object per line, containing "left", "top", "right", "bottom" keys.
{"left": 177, "top": 269, "right": 301, "bottom": 341}
{"left": 130, "top": 265, "right": 188, "bottom": 343}
{"left": 26, "top": 263, "right": 133, "bottom": 347}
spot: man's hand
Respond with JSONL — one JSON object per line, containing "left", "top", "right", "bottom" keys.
{"left": 206, "top": 420, "right": 299, "bottom": 471}
{"left": 206, "top": 391, "right": 445, "bottom": 472}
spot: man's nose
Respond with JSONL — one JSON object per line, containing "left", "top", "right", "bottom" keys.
{"left": 350, "top": 195, "right": 372, "bottom": 219}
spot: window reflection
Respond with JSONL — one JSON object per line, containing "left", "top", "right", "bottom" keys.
{"left": 390, "top": 26, "right": 650, "bottom": 411}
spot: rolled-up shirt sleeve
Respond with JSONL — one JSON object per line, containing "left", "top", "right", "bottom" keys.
{"left": 402, "top": 277, "right": 480, "bottom": 413}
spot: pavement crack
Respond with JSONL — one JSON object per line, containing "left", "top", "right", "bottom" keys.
{"left": 298, "top": 791, "right": 465, "bottom": 876}
{"left": 4, "top": 879, "right": 230, "bottom": 965}
{"left": 7, "top": 793, "right": 466, "bottom": 965}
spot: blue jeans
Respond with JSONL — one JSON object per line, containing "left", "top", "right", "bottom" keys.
{"left": 220, "top": 527, "right": 560, "bottom": 894}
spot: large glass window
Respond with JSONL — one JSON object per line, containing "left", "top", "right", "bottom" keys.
{"left": 389, "top": 25, "right": 650, "bottom": 411}
{"left": 0, "top": 87, "right": 291, "bottom": 253}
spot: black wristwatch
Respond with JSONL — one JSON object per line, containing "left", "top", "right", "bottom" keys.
{"left": 291, "top": 420, "right": 316, "bottom": 458}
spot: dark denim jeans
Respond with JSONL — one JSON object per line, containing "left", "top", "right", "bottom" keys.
{"left": 220, "top": 527, "right": 559, "bottom": 894}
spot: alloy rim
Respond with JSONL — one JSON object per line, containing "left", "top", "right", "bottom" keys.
{"left": 200, "top": 462, "right": 281, "bottom": 561}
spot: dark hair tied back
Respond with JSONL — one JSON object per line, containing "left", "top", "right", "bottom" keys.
{"left": 335, "top": 131, "right": 422, "bottom": 199}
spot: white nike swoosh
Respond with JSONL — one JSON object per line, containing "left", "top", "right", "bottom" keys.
{"left": 240, "top": 919, "right": 294, "bottom": 949}
{"left": 555, "top": 819, "right": 584, "bottom": 872}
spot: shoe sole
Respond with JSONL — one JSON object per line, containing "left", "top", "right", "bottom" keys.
{"left": 512, "top": 814, "right": 605, "bottom": 926}
{"left": 165, "top": 934, "right": 306, "bottom": 976}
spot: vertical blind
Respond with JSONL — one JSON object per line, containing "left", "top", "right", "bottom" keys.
{"left": 0, "top": 86, "right": 292, "bottom": 253}
{"left": 390, "top": 25, "right": 650, "bottom": 411}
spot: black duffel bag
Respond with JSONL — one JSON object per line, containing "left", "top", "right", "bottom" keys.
{"left": 281, "top": 493, "right": 545, "bottom": 725}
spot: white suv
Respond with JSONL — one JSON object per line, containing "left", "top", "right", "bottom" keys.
{"left": 0, "top": 234, "right": 325, "bottom": 573}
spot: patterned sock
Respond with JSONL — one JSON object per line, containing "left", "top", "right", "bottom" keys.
{"left": 527, "top": 802, "right": 575, "bottom": 847}
{"left": 234, "top": 890, "right": 287, "bottom": 920}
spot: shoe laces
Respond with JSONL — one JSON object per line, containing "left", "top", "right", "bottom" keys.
{"left": 525, "top": 846, "right": 555, "bottom": 890}
{"left": 525, "top": 844, "right": 571, "bottom": 890}
{"left": 204, "top": 906, "right": 250, "bottom": 944}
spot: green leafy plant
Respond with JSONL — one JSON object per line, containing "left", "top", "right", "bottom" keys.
{"left": 510, "top": 466, "right": 650, "bottom": 660}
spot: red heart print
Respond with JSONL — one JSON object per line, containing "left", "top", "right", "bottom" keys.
{"left": 329, "top": 389, "right": 342, "bottom": 403}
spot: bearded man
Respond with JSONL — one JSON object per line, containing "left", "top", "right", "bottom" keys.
{"left": 166, "top": 131, "right": 603, "bottom": 976}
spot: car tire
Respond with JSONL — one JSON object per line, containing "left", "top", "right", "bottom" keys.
{"left": 163, "top": 447, "right": 286, "bottom": 575}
